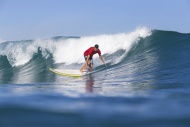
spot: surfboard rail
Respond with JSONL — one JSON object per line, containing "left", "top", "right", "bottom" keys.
{"left": 49, "top": 68, "right": 85, "bottom": 77}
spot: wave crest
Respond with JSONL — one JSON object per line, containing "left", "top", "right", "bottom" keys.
{"left": 0, "top": 27, "right": 151, "bottom": 66}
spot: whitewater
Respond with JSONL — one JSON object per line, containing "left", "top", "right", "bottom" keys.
{"left": 0, "top": 27, "right": 150, "bottom": 66}
{"left": 0, "top": 27, "right": 190, "bottom": 127}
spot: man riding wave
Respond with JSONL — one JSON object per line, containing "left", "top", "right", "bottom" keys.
{"left": 80, "top": 44, "right": 106, "bottom": 73}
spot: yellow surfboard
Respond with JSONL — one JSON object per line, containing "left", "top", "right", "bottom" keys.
{"left": 49, "top": 68, "right": 88, "bottom": 77}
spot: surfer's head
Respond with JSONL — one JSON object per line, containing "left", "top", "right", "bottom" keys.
{"left": 94, "top": 44, "right": 99, "bottom": 51}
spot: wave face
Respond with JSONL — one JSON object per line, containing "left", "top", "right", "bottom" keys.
{"left": 0, "top": 27, "right": 190, "bottom": 84}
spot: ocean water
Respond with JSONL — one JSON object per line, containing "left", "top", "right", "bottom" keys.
{"left": 0, "top": 27, "right": 190, "bottom": 127}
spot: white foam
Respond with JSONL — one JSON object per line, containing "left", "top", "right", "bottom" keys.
{"left": 0, "top": 27, "right": 151, "bottom": 66}
{"left": 53, "top": 27, "right": 151, "bottom": 65}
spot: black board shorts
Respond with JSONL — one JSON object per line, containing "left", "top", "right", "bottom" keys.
{"left": 84, "top": 56, "right": 93, "bottom": 64}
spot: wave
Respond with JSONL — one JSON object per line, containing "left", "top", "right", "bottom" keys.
{"left": 0, "top": 27, "right": 151, "bottom": 66}
{"left": 1, "top": 27, "right": 190, "bottom": 84}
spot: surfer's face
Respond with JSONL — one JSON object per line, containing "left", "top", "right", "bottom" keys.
{"left": 94, "top": 48, "right": 98, "bottom": 51}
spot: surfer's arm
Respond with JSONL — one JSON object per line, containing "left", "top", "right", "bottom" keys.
{"left": 99, "top": 55, "right": 106, "bottom": 65}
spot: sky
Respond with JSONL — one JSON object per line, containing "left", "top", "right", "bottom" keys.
{"left": 0, "top": 0, "right": 190, "bottom": 41}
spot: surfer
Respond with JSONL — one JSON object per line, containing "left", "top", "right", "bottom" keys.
{"left": 80, "top": 44, "right": 106, "bottom": 73}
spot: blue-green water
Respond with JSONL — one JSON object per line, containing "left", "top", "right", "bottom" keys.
{"left": 0, "top": 28, "right": 190, "bottom": 127}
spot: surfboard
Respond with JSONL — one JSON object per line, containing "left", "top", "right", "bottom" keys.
{"left": 49, "top": 68, "right": 90, "bottom": 77}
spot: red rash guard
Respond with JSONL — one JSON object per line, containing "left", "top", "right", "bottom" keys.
{"left": 84, "top": 47, "right": 101, "bottom": 59}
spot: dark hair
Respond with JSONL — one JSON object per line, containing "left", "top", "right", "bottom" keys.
{"left": 95, "top": 44, "right": 99, "bottom": 49}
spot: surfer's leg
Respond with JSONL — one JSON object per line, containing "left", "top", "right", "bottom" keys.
{"left": 88, "top": 59, "right": 93, "bottom": 71}
{"left": 87, "top": 60, "right": 91, "bottom": 71}
{"left": 80, "top": 63, "right": 87, "bottom": 73}
{"left": 80, "top": 56, "right": 88, "bottom": 73}
{"left": 88, "top": 64, "right": 93, "bottom": 72}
